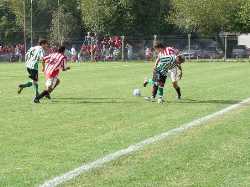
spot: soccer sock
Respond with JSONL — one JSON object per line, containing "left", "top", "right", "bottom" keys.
{"left": 20, "top": 81, "right": 32, "bottom": 88}
{"left": 37, "top": 90, "right": 49, "bottom": 100}
{"left": 33, "top": 82, "right": 39, "bottom": 97}
{"left": 158, "top": 87, "right": 164, "bottom": 97}
{"left": 152, "top": 84, "right": 158, "bottom": 98}
{"left": 148, "top": 79, "right": 154, "bottom": 85}
{"left": 175, "top": 87, "right": 181, "bottom": 97}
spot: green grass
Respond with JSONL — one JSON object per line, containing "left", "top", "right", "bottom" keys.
{"left": 0, "top": 61, "right": 250, "bottom": 187}
{"left": 64, "top": 99, "right": 250, "bottom": 187}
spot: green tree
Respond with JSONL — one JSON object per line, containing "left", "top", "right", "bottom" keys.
{"left": 50, "top": 6, "right": 82, "bottom": 45}
{"left": 9, "top": 0, "right": 55, "bottom": 42}
{"left": 238, "top": 0, "right": 250, "bottom": 32}
{"left": 80, "top": 0, "right": 172, "bottom": 36}
{"left": 169, "top": 0, "right": 243, "bottom": 34}
{"left": 0, "top": 0, "right": 21, "bottom": 44}
{"left": 9, "top": 0, "right": 83, "bottom": 45}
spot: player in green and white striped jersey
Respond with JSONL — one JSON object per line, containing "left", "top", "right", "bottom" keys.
{"left": 18, "top": 40, "right": 49, "bottom": 99}
{"left": 145, "top": 44, "right": 185, "bottom": 104}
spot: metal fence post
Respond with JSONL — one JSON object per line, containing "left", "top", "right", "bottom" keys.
{"left": 91, "top": 37, "right": 94, "bottom": 62}
{"left": 224, "top": 33, "right": 228, "bottom": 61}
{"left": 188, "top": 33, "right": 191, "bottom": 60}
{"left": 121, "top": 35, "right": 125, "bottom": 61}
{"left": 153, "top": 34, "right": 157, "bottom": 45}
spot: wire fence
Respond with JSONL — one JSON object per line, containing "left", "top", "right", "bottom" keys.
{"left": 1, "top": 32, "right": 250, "bottom": 62}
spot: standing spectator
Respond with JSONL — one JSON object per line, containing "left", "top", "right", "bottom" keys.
{"left": 15, "top": 45, "right": 22, "bottom": 62}
{"left": 145, "top": 47, "right": 153, "bottom": 61}
{"left": 126, "top": 43, "right": 133, "bottom": 60}
{"left": 71, "top": 45, "right": 78, "bottom": 62}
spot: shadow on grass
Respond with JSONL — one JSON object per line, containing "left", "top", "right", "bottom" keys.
{"left": 50, "top": 97, "right": 243, "bottom": 105}
{"left": 173, "top": 98, "right": 241, "bottom": 105}
{"left": 51, "top": 97, "right": 136, "bottom": 104}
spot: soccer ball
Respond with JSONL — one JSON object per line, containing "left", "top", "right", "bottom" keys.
{"left": 133, "top": 88, "right": 141, "bottom": 96}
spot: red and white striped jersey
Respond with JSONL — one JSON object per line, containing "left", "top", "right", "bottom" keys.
{"left": 158, "top": 47, "right": 179, "bottom": 57}
{"left": 43, "top": 52, "right": 67, "bottom": 78}
{"left": 156, "top": 47, "right": 179, "bottom": 64}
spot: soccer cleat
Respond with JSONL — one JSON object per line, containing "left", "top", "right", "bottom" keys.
{"left": 177, "top": 93, "right": 181, "bottom": 100}
{"left": 143, "top": 78, "right": 149, "bottom": 87}
{"left": 33, "top": 97, "right": 40, "bottom": 104}
{"left": 157, "top": 97, "right": 164, "bottom": 104}
{"left": 157, "top": 96, "right": 165, "bottom": 104}
{"left": 144, "top": 96, "right": 156, "bottom": 102}
{"left": 17, "top": 85, "right": 23, "bottom": 94}
{"left": 45, "top": 94, "right": 51, "bottom": 100}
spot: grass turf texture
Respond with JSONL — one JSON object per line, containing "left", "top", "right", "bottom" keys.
{"left": 0, "top": 62, "right": 249, "bottom": 186}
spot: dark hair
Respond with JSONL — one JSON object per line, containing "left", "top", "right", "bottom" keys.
{"left": 39, "top": 39, "right": 48, "bottom": 46}
{"left": 153, "top": 42, "right": 165, "bottom": 49}
{"left": 58, "top": 46, "right": 66, "bottom": 53}
{"left": 177, "top": 55, "right": 185, "bottom": 64}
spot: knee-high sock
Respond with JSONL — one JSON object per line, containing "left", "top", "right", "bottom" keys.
{"left": 33, "top": 82, "right": 39, "bottom": 97}
{"left": 175, "top": 87, "right": 181, "bottom": 97}
{"left": 158, "top": 87, "right": 164, "bottom": 97}
{"left": 20, "top": 81, "right": 32, "bottom": 88}
{"left": 37, "top": 90, "right": 49, "bottom": 100}
{"left": 152, "top": 84, "right": 158, "bottom": 98}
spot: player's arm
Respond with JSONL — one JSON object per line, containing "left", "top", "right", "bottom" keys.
{"left": 153, "top": 57, "right": 160, "bottom": 70}
{"left": 62, "top": 59, "right": 70, "bottom": 71}
{"left": 41, "top": 59, "right": 45, "bottom": 72}
{"left": 177, "top": 64, "right": 183, "bottom": 79}
{"left": 41, "top": 55, "right": 50, "bottom": 72}
{"left": 63, "top": 66, "right": 70, "bottom": 71}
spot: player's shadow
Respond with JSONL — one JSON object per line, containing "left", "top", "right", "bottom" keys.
{"left": 52, "top": 97, "right": 135, "bottom": 104}
{"left": 176, "top": 98, "right": 240, "bottom": 105}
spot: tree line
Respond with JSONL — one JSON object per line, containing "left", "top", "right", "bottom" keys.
{"left": 0, "top": 0, "right": 249, "bottom": 45}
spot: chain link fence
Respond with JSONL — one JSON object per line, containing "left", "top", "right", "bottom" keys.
{"left": 1, "top": 32, "right": 250, "bottom": 62}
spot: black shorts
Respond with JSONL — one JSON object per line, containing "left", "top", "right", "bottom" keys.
{"left": 152, "top": 70, "right": 166, "bottom": 87}
{"left": 27, "top": 68, "right": 38, "bottom": 81}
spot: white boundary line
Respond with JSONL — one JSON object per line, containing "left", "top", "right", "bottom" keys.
{"left": 40, "top": 97, "right": 250, "bottom": 187}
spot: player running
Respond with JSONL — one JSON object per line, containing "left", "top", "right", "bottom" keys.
{"left": 17, "top": 40, "right": 49, "bottom": 99}
{"left": 34, "top": 46, "right": 70, "bottom": 103}
{"left": 144, "top": 43, "right": 184, "bottom": 102}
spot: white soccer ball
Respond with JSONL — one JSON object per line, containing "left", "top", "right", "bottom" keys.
{"left": 133, "top": 88, "right": 141, "bottom": 96}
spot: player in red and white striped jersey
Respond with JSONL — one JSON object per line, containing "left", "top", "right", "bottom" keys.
{"left": 34, "top": 46, "right": 70, "bottom": 103}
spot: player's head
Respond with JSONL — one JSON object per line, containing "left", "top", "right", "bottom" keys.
{"left": 58, "top": 46, "right": 66, "bottom": 54}
{"left": 39, "top": 39, "right": 49, "bottom": 50}
{"left": 176, "top": 55, "right": 185, "bottom": 64}
{"left": 154, "top": 42, "right": 165, "bottom": 53}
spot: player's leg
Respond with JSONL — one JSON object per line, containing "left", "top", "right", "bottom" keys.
{"left": 45, "top": 78, "right": 60, "bottom": 99}
{"left": 145, "top": 71, "right": 159, "bottom": 101}
{"left": 170, "top": 67, "right": 181, "bottom": 99}
{"left": 157, "top": 75, "right": 166, "bottom": 104}
{"left": 173, "top": 81, "right": 181, "bottom": 99}
{"left": 34, "top": 77, "right": 58, "bottom": 103}
{"left": 50, "top": 78, "right": 60, "bottom": 93}
{"left": 143, "top": 69, "right": 157, "bottom": 87}
{"left": 29, "top": 69, "right": 39, "bottom": 97}
{"left": 18, "top": 68, "right": 34, "bottom": 94}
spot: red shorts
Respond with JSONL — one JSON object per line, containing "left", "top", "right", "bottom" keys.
{"left": 45, "top": 70, "right": 59, "bottom": 79}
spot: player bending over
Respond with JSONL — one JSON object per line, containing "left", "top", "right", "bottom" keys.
{"left": 34, "top": 46, "right": 70, "bottom": 103}
{"left": 18, "top": 40, "right": 49, "bottom": 99}
{"left": 144, "top": 52, "right": 185, "bottom": 104}
{"left": 144, "top": 43, "right": 184, "bottom": 102}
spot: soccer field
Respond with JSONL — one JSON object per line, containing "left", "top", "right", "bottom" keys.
{"left": 0, "top": 62, "right": 250, "bottom": 187}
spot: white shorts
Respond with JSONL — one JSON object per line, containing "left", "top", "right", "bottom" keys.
{"left": 46, "top": 77, "right": 58, "bottom": 88}
{"left": 167, "top": 67, "right": 180, "bottom": 82}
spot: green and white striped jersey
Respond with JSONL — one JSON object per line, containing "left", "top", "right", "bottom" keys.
{"left": 25, "top": 46, "right": 45, "bottom": 70}
{"left": 156, "top": 55, "right": 177, "bottom": 76}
